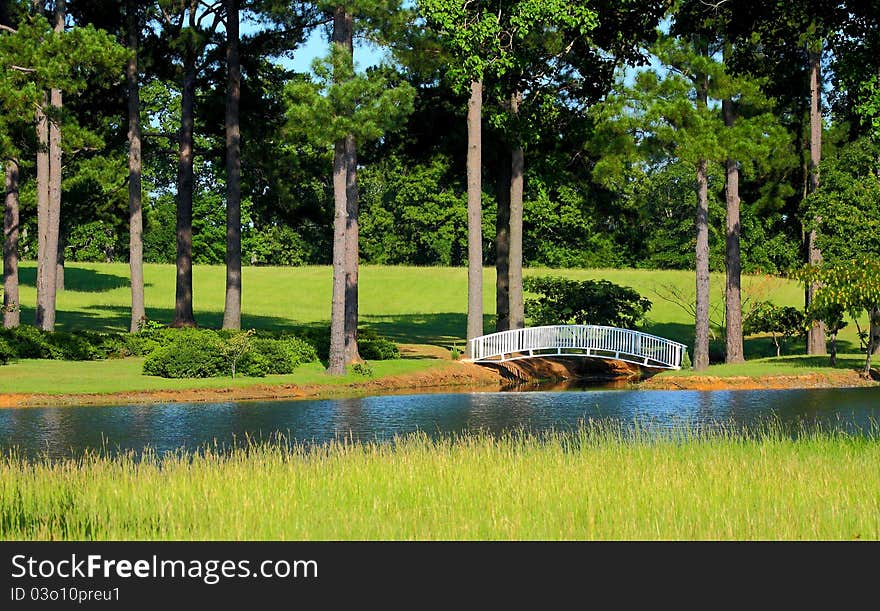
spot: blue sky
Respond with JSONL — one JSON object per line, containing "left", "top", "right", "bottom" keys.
{"left": 242, "top": 16, "right": 385, "bottom": 76}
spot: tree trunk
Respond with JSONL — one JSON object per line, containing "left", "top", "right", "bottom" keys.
{"left": 173, "top": 49, "right": 197, "bottom": 327}
{"left": 465, "top": 79, "right": 483, "bottom": 358}
{"left": 693, "top": 67, "right": 710, "bottom": 371}
{"left": 3, "top": 159, "right": 19, "bottom": 329}
{"left": 336, "top": 7, "right": 360, "bottom": 365}
{"left": 327, "top": 5, "right": 353, "bottom": 374}
{"left": 39, "top": 0, "right": 64, "bottom": 330}
{"left": 127, "top": 0, "right": 145, "bottom": 332}
{"left": 508, "top": 91, "right": 524, "bottom": 330}
{"left": 871, "top": 319, "right": 880, "bottom": 355}
{"left": 694, "top": 159, "right": 710, "bottom": 371}
{"left": 55, "top": 236, "right": 64, "bottom": 292}
{"left": 863, "top": 307, "right": 879, "bottom": 378}
{"left": 222, "top": 0, "right": 242, "bottom": 330}
{"left": 723, "top": 95, "right": 744, "bottom": 363}
{"left": 494, "top": 143, "right": 511, "bottom": 333}
{"left": 806, "top": 47, "right": 826, "bottom": 355}
{"left": 328, "top": 139, "right": 348, "bottom": 374}
{"left": 35, "top": 93, "right": 49, "bottom": 329}
{"left": 344, "top": 134, "right": 361, "bottom": 364}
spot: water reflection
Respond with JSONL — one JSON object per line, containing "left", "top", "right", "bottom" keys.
{"left": 0, "top": 387, "right": 878, "bottom": 460}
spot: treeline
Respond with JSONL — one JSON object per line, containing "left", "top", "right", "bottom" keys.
{"left": 2, "top": 1, "right": 880, "bottom": 371}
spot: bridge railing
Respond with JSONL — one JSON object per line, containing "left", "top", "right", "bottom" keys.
{"left": 467, "top": 325, "right": 688, "bottom": 370}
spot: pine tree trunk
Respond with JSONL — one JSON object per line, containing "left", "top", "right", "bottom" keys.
{"left": 723, "top": 95, "right": 744, "bottom": 363}
{"left": 336, "top": 7, "right": 360, "bottom": 365}
{"left": 222, "top": 0, "right": 242, "bottom": 330}
{"left": 344, "top": 134, "right": 361, "bottom": 364}
{"left": 3, "top": 160, "right": 19, "bottom": 329}
{"left": 806, "top": 47, "right": 826, "bottom": 355}
{"left": 40, "top": 0, "right": 64, "bottom": 331}
{"left": 693, "top": 68, "right": 710, "bottom": 371}
{"left": 327, "top": 5, "right": 352, "bottom": 374}
{"left": 694, "top": 159, "right": 710, "bottom": 371}
{"left": 35, "top": 93, "right": 50, "bottom": 329}
{"left": 127, "top": 0, "right": 145, "bottom": 332}
{"left": 173, "top": 50, "right": 197, "bottom": 327}
{"left": 465, "top": 79, "right": 483, "bottom": 358}
{"left": 494, "top": 143, "right": 511, "bottom": 333}
{"left": 55, "top": 236, "right": 64, "bottom": 292}
{"left": 508, "top": 91, "right": 525, "bottom": 330}
{"left": 328, "top": 137, "right": 348, "bottom": 374}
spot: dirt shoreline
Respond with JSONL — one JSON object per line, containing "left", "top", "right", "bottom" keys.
{"left": 1, "top": 361, "right": 876, "bottom": 408}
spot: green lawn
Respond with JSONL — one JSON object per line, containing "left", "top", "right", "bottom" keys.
{"left": 1, "top": 262, "right": 872, "bottom": 396}
{"left": 2, "top": 428, "right": 877, "bottom": 540}
{"left": 13, "top": 261, "right": 835, "bottom": 352}
{"left": 0, "top": 357, "right": 450, "bottom": 396}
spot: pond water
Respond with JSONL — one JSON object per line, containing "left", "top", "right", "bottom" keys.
{"left": 1, "top": 386, "right": 878, "bottom": 460}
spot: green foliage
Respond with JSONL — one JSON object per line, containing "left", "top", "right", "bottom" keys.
{"left": 743, "top": 301, "right": 805, "bottom": 357}
{"left": 64, "top": 221, "right": 117, "bottom": 263}
{"left": 523, "top": 276, "right": 652, "bottom": 328}
{"left": 352, "top": 362, "right": 374, "bottom": 377}
{"left": 804, "top": 138, "right": 880, "bottom": 264}
{"left": 358, "top": 338, "right": 401, "bottom": 360}
{"left": 680, "top": 349, "right": 691, "bottom": 370}
{"left": 221, "top": 330, "right": 256, "bottom": 379}
{"left": 0, "top": 326, "right": 129, "bottom": 361}
{"left": 140, "top": 327, "right": 319, "bottom": 379}
{"left": 0, "top": 338, "right": 14, "bottom": 365}
{"left": 285, "top": 48, "right": 415, "bottom": 148}
{"left": 142, "top": 330, "right": 227, "bottom": 379}
{"left": 794, "top": 260, "right": 880, "bottom": 373}
{"left": 249, "top": 337, "right": 319, "bottom": 375}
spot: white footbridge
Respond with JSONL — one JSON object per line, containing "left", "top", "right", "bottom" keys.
{"left": 467, "top": 325, "right": 687, "bottom": 370}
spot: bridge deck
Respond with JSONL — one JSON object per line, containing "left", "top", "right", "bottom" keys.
{"left": 467, "top": 325, "right": 687, "bottom": 370}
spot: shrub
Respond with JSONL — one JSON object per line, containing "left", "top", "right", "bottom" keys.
{"left": 142, "top": 330, "right": 226, "bottom": 378}
{"left": 48, "top": 331, "right": 100, "bottom": 360}
{"left": 352, "top": 362, "right": 374, "bottom": 377}
{"left": 358, "top": 338, "right": 400, "bottom": 360}
{"left": 524, "top": 276, "right": 652, "bottom": 328}
{"left": 250, "top": 336, "right": 318, "bottom": 374}
{"left": 0, "top": 338, "right": 14, "bottom": 365}
{"left": 0, "top": 326, "right": 63, "bottom": 359}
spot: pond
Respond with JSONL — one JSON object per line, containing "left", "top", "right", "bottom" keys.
{"left": 1, "top": 386, "right": 878, "bottom": 460}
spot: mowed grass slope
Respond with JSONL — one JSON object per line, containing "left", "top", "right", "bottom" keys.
{"left": 14, "top": 261, "right": 817, "bottom": 349}
{"left": 2, "top": 429, "right": 878, "bottom": 540}
{"left": 2, "top": 262, "right": 869, "bottom": 396}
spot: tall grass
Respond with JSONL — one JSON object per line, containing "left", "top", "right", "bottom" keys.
{"left": 2, "top": 426, "right": 877, "bottom": 540}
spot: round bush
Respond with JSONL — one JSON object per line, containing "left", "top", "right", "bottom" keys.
{"left": 142, "top": 330, "right": 226, "bottom": 378}
{"left": 358, "top": 338, "right": 400, "bottom": 360}
{"left": 0, "top": 338, "right": 14, "bottom": 365}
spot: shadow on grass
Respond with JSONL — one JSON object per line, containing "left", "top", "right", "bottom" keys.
{"left": 361, "top": 313, "right": 495, "bottom": 348}
{"left": 36, "top": 305, "right": 317, "bottom": 335}
{"left": 19, "top": 266, "right": 145, "bottom": 293}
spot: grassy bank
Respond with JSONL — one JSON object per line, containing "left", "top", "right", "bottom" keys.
{"left": 13, "top": 262, "right": 822, "bottom": 352}
{"left": 2, "top": 262, "right": 873, "bottom": 400}
{"left": 2, "top": 428, "right": 877, "bottom": 540}
{"left": 0, "top": 356, "right": 453, "bottom": 396}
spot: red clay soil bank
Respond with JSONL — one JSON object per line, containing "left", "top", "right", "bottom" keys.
{"left": 641, "top": 370, "right": 877, "bottom": 391}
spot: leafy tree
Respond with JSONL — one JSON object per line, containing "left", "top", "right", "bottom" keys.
{"left": 743, "top": 301, "right": 804, "bottom": 358}
{"left": 795, "top": 260, "right": 880, "bottom": 377}
{"left": 524, "top": 276, "right": 652, "bottom": 329}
